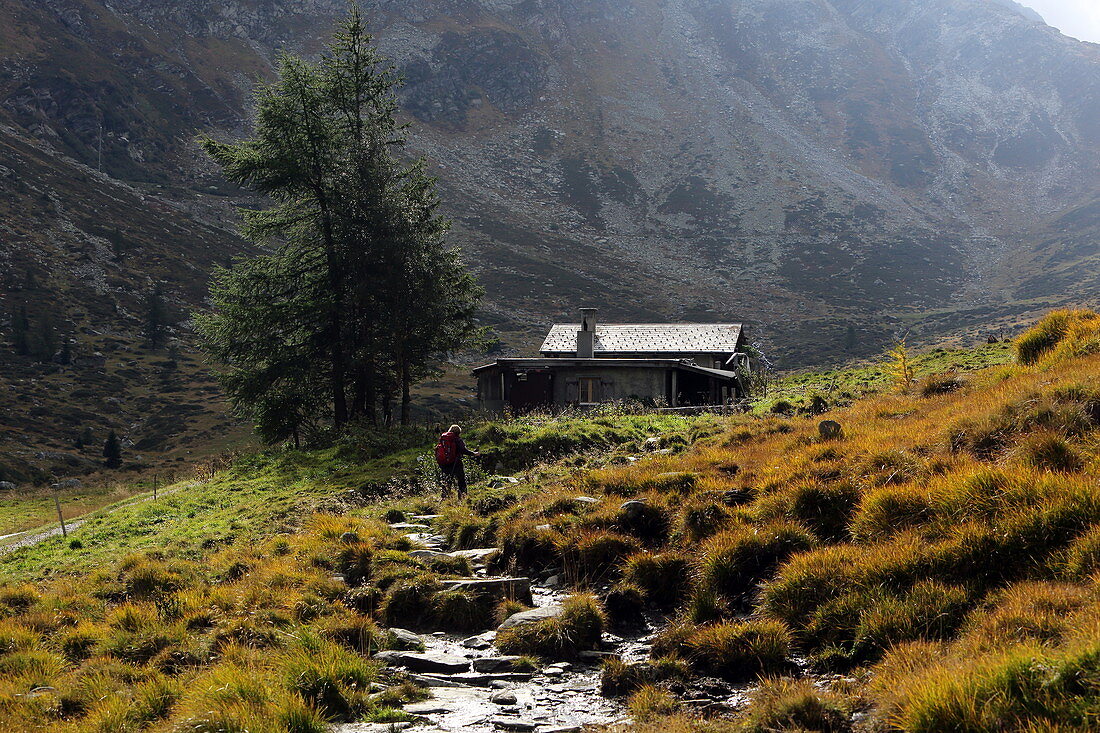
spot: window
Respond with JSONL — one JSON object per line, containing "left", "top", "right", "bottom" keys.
{"left": 579, "top": 377, "right": 600, "bottom": 404}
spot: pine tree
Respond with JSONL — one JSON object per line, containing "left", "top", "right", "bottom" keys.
{"left": 196, "top": 7, "right": 482, "bottom": 440}
{"left": 12, "top": 305, "right": 29, "bottom": 355}
{"left": 103, "top": 430, "right": 122, "bottom": 469}
{"left": 888, "top": 338, "right": 916, "bottom": 394}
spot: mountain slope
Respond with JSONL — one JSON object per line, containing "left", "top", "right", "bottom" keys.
{"left": 1, "top": 0, "right": 1098, "bottom": 474}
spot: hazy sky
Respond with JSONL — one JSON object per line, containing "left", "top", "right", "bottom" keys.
{"left": 1023, "top": 0, "right": 1100, "bottom": 43}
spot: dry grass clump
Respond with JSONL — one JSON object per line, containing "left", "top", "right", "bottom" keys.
{"left": 737, "top": 677, "right": 852, "bottom": 733}
{"left": 754, "top": 480, "right": 861, "bottom": 542}
{"left": 698, "top": 522, "right": 816, "bottom": 609}
{"left": 1016, "top": 309, "right": 1100, "bottom": 366}
{"left": 652, "top": 620, "right": 794, "bottom": 682}
{"left": 557, "top": 530, "right": 642, "bottom": 586}
{"left": 628, "top": 684, "right": 680, "bottom": 721}
{"left": 495, "top": 593, "right": 604, "bottom": 660}
{"left": 621, "top": 552, "right": 694, "bottom": 609}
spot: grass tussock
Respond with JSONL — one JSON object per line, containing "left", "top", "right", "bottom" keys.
{"left": 495, "top": 593, "right": 604, "bottom": 660}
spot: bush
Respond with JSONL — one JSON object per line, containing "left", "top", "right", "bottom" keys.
{"left": 495, "top": 593, "right": 604, "bottom": 660}
{"left": 738, "top": 677, "right": 851, "bottom": 733}
{"left": 603, "top": 583, "right": 645, "bottom": 627}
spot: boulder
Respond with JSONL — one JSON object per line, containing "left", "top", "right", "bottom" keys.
{"left": 56, "top": 478, "right": 83, "bottom": 490}
{"left": 498, "top": 604, "right": 563, "bottom": 630}
{"left": 372, "top": 651, "right": 469, "bottom": 674}
{"left": 573, "top": 496, "right": 600, "bottom": 505}
{"left": 448, "top": 548, "right": 500, "bottom": 564}
{"left": 489, "top": 476, "right": 521, "bottom": 489}
{"left": 818, "top": 420, "right": 843, "bottom": 440}
{"left": 490, "top": 690, "right": 518, "bottom": 705}
{"left": 643, "top": 436, "right": 662, "bottom": 451}
{"left": 461, "top": 632, "right": 495, "bottom": 650}
{"left": 0, "top": 481, "right": 15, "bottom": 492}
{"left": 408, "top": 549, "right": 447, "bottom": 560}
{"left": 388, "top": 523, "right": 430, "bottom": 531}
{"left": 339, "top": 531, "right": 359, "bottom": 544}
{"left": 387, "top": 628, "right": 424, "bottom": 651}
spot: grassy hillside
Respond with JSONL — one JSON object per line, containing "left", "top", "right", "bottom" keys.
{"left": 1, "top": 310, "right": 1099, "bottom": 731}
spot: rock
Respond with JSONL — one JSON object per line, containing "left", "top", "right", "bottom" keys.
{"left": 578, "top": 650, "right": 619, "bottom": 661}
{"left": 0, "top": 481, "right": 15, "bottom": 491}
{"left": 339, "top": 531, "right": 359, "bottom": 544}
{"left": 333, "top": 723, "right": 414, "bottom": 733}
{"left": 573, "top": 496, "right": 600, "bottom": 505}
{"left": 441, "top": 577, "right": 533, "bottom": 605}
{"left": 461, "top": 632, "right": 495, "bottom": 649}
{"left": 372, "top": 651, "right": 469, "bottom": 674}
{"left": 448, "top": 548, "right": 500, "bottom": 564}
{"left": 539, "top": 727, "right": 583, "bottom": 733}
{"left": 535, "top": 524, "right": 552, "bottom": 531}
{"left": 407, "top": 673, "right": 471, "bottom": 688}
{"left": 389, "top": 523, "right": 430, "bottom": 530}
{"left": 449, "top": 672, "right": 533, "bottom": 686}
{"left": 56, "top": 478, "right": 83, "bottom": 490}
{"left": 643, "top": 436, "right": 662, "bottom": 451}
{"left": 489, "top": 475, "right": 521, "bottom": 489}
{"left": 490, "top": 680, "right": 512, "bottom": 689}
{"left": 498, "top": 604, "right": 563, "bottom": 630}
{"left": 819, "top": 420, "right": 843, "bottom": 440}
{"left": 546, "top": 662, "right": 572, "bottom": 671}
{"left": 618, "top": 500, "right": 647, "bottom": 521}
{"left": 473, "top": 656, "right": 524, "bottom": 673}
{"left": 490, "top": 690, "right": 518, "bottom": 705}
{"left": 387, "top": 628, "right": 424, "bottom": 650}
{"left": 491, "top": 717, "right": 538, "bottom": 731}
{"left": 543, "top": 667, "right": 564, "bottom": 677}
{"left": 544, "top": 574, "right": 562, "bottom": 589}
{"left": 408, "top": 549, "right": 447, "bottom": 560}
{"left": 403, "top": 701, "right": 452, "bottom": 714}
{"left": 410, "top": 514, "right": 441, "bottom": 522}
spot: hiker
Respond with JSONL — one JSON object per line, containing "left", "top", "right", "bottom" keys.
{"left": 435, "top": 424, "right": 480, "bottom": 499}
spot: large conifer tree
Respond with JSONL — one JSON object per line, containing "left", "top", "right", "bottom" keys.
{"left": 196, "top": 7, "right": 481, "bottom": 440}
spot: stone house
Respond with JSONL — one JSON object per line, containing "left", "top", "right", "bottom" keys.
{"left": 474, "top": 308, "right": 752, "bottom": 412}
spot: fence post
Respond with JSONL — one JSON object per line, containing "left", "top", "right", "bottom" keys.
{"left": 153, "top": 473, "right": 158, "bottom": 501}
{"left": 54, "top": 492, "right": 67, "bottom": 538}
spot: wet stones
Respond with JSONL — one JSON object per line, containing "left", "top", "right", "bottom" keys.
{"left": 387, "top": 627, "right": 425, "bottom": 651}
{"left": 490, "top": 689, "right": 518, "bottom": 705}
{"left": 473, "top": 656, "right": 525, "bottom": 673}
{"left": 441, "top": 577, "right": 533, "bottom": 605}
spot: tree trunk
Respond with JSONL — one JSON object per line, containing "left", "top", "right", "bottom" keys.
{"left": 400, "top": 359, "right": 412, "bottom": 426}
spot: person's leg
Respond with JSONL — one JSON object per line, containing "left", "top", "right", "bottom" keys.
{"left": 456, "top": 462, "right": 468, "bottom": 499}
{"left": 440, "top": 464, "right": 454, "bottom": 498}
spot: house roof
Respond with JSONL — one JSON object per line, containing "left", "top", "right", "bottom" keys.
{"left": 540, "top": 323, "right": 743, "bottom": 354}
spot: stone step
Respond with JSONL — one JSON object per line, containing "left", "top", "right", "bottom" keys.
{"left": 389, "top": 522, "right": 431, "bottom": 530}
{"left": 445, "top": 672, "right": 535, "bottom": 687}
{"left": 440, "top": 577, "right": 532, "bottom": 605}
{"left": 472, "top": 655, "right": 528, "bottom": 673}
{"left": 373, "top": 650, "right": 470, "bottom": 674}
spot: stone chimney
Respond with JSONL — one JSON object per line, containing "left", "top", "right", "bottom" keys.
{"left": 577, "top": 307, "right": 597, "bottom": 358}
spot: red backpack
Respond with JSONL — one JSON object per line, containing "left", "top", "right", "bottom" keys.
{"left": 435, "top": 432, "right": 459, "bottom": 466}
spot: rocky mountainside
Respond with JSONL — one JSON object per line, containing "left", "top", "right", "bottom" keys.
{"left": 1, "top": 0, "right": 1098, "bottom": 476}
